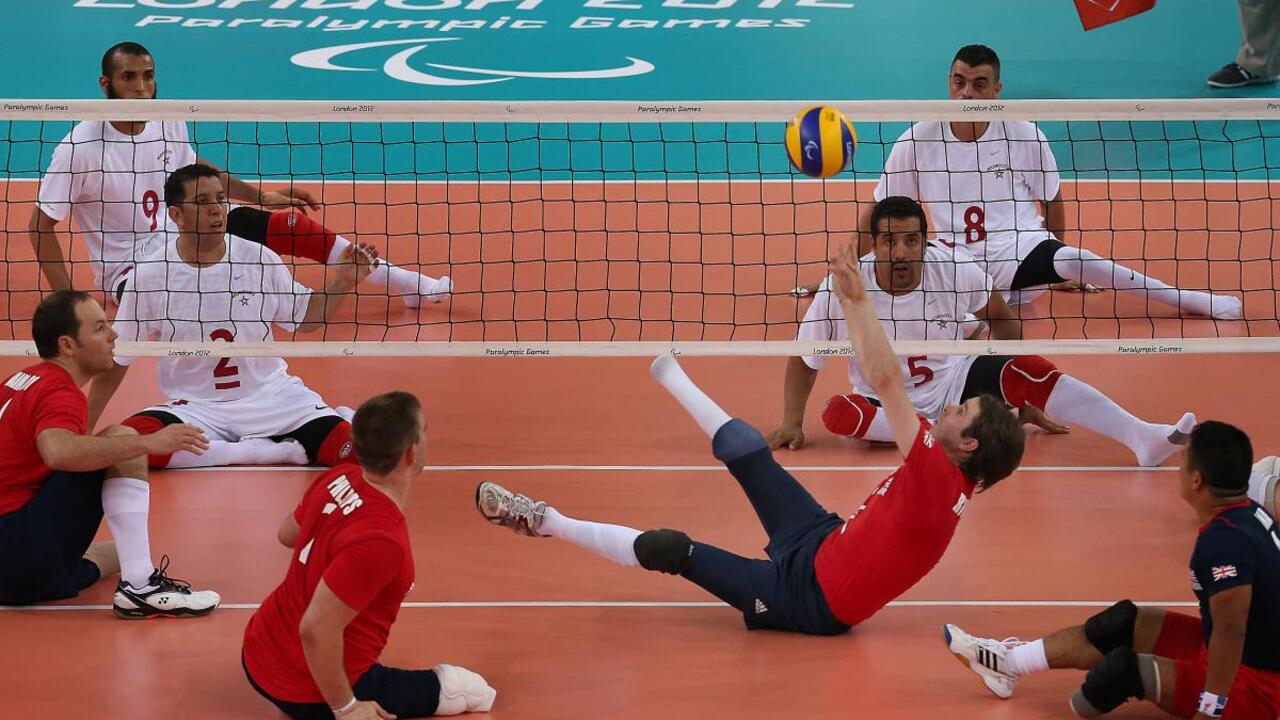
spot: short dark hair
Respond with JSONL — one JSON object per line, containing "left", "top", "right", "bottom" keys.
{"left": 958, "top": 394, "right": 1025, "bottom": 490}
{"left": 101, "top": 42, "right": 151, "bottom": 77}
{"left": 32, "top": 290, "right": 93, "bottom": 360}
{"left": 164, "top": 163, "right": 222, "bottom": 209}
{"left": 1187, "top": 421, "right": 1252, "bottom": 496}
{"left": 953, "top": 44, "right": 1001, "bottom": 79}
{"left": 869, "top": 196, "right": 929, "bottom": 238}
{"left": 353, "top": 391, "right": 423, "bottom": 475}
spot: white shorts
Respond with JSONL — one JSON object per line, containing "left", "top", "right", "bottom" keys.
{"left": 143, "top": 375, "right": 339, "bottom": 442}
{"left": 959, "top": 230, "right": 1058, "bottom": 306}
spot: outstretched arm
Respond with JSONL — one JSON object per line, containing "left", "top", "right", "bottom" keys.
{"left": 767, "top": 356, "right": 819, "bottom": 450}
{"left": 28, "top": 208, "right": 72, "bottom": 292}
{"left": 828, "top": 245, "right": 917, "bottom": 457}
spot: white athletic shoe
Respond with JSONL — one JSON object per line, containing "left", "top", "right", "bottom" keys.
{"left": 1252, "top": 456, "right": 1280, "bottom": 516}
{"left": 943, "top": 624, "right": 1020, "bottom": 699}
{"left": 433, "top": 664, "right": 497, "bottom": 715}
{"left": 113, "top": 556, "right": 220, "bottom": 620}
{"left": 475, "top": 482, "right": 547, "bottom": 537}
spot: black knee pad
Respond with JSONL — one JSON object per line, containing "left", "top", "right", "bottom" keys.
{"left": 634, "top": 530, "right": 692, "bottom": 575}
{"left": 1074, "top": 646, "right": 1144, "bottom": 717}
{"left": 1084, "top": 599, "right": 1138, "bottom": 654}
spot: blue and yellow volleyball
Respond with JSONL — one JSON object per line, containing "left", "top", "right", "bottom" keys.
{"left": 784, "top": 106, "right": 857, "bottom": 179}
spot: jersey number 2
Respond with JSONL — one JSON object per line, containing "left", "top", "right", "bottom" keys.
{"left": 210, "top": 329, "right": 240, "bottom": 391}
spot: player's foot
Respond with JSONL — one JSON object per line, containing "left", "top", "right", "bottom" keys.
{"left": 1177, "top": 290, "right": 1242, "bottom": 320}
{"left": 433, "top": 664, "right": 498, "bottom": 714}
{"left": 1207, "top": 63, "right": 1278, "bottom": 88}
{"left": 1251, "top": 456, "right": 1279, "bottom": 517}
{"left": 403, "top": 275, "right": 452, "bottom": 308}
{"left": 113, "top": 556, "right": 220, "bottom": 619}
{"left": 943, "top": 624, "right": 1020, "bottom": 699}
{"left": 475, "top": 481, "right": 547, "bottom": 537}
{"left": 1129, "top": 412, "right": 1196, "bottom": 467}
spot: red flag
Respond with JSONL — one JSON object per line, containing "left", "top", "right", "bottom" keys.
{"left": 1073, "top": 0, "right": 1156, "bottom": 30}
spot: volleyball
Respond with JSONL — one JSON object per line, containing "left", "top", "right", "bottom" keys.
{"left": 784, "top": 106, "right": 857, "bottom": 179}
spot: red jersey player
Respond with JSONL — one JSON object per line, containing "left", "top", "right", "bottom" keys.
{"left": 243, "top": 391, "right": 495, "bottom": 719}
{"left": 474, "top": 243, "right": 1026, "bottom": 635}
{"left": 0, "top": 290, "right": 218, "bottom": 618}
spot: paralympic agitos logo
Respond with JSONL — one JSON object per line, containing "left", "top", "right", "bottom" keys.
{"left": 291, "top": 37, "right": 654, "bottom": 87}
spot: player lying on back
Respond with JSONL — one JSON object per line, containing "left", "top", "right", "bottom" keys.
{"left": 944, "top": 421, "right": 1280, "bottom": 720}
{"left": 87, "top": 164, "right": 372, "bottom": 469}
{"left": 474, "top": 241, "right": 1025, "bottom": 635}
{"left": 770, "top": 196, "right": 1196, "bottom": 467}
{"left": 28, "top": 41, "right": 449, "bottom": 307}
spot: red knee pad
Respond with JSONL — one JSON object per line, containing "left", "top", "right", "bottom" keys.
{"left": 1000, "top": 355, "right": 1062, "bottom": 410}
{"left": 315, "top": 420, "right": 355, "bottom": 467}
{"left": 120, "top": 414, "right": 174, "bottom": 469}
{"left": 266, "top": 210, "right": 338, "bottom": 264}
{"left": 822, "top": 394, "right": 879, "bottom": 438}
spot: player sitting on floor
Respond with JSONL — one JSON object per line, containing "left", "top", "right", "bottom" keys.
{"left": 475, "top": 241, "right": 1025, "bottom": 636}
{"left": 944, "top": 421, "right": 1280, "bottom": 719}
{"left": 87, "top": 164, "right": 372, "bottom": 469}
{"left": 0, "top": 290, "right": 219, "bottom": 618}
{"left": 243, "top": 391, "right": 496, "bottom": 719}
{"left": 863, "top": 44, "right": 1240, "bottom": 319}
{"left": 28, "top": 41, "right": 449, "bottom": 307}
{"left": 770, "top": 196, "right": 1197, "bottom": 467}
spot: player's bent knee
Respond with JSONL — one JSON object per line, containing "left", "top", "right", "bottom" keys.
{"left": 1084, "top": 599, "right": 1138, "bottom": 654}
{"left": 711, "top": 419, "right": 766, "bottom": 462}
{"left": 1000, "top": 355, "right": 1063, "bottom": 410}
{"left": 1070, "top": 647, "right": 1145, "bottom": 717}
{"left": 432, "top": 664, "right": 497, "bottom": 716}
{"left": 634, "top": 529, "right": 692, "bottom": 575}
{"left": 99, "top": 423, "right": 140, "bottom": 438}
{"left": 822, "top": 393, "right": 878, "bottom": 438}
{"left": 316, "top": 420, "right": 354, "bottom": 467}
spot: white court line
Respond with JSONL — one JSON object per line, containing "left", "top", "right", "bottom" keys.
{"left": 0, "top": 600, "right": 1199, "bottom": 612}
{"left": 171, "top": 464, "right": 1176, "bottom": 473}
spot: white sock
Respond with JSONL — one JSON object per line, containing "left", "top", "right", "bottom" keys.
{"left": 541, "top": 507, "right": 641, "bottom": 567}
{"left": 101, "top": 477, "right": 154, "bottom": 589}
{"left": 1052, "top": 246, "right": 1242, "bottom": 320}
{"left": 1004, "top": 639, "right": 1050, "bottom": 677}
{"left": 858, "top": 404, "right": 897, "bottom": 443}
{"left": 327, "top": 236, "right": 437, "bottom": 295}
{"left": 166, "top": 438, "right": 310, "bottom": 468}
{"left": 649, "top": 355, "right": 731, "bottom": 439}
{"left": 432, "top": 664, "right": 497, "bottom": 715}
{"left": 1044, "top": 376, "right": 1195, "bottom": 466}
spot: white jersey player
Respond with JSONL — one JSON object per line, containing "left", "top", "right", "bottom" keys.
{"left": 770, "top": 196, "right": 1196, "bottom": 467}
{"left": 88, "top": 164, "right": 373, "bottom": 469}
{"left": 865, "top": 44, "right": 1241, "bottom": 320}
{"left": 28, "top": 41, "right": 449, "bottom": 306}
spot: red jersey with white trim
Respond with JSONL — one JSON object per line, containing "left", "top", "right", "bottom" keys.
{"left": 242, "top": 465, "right": 414, "bottom": 703}
{"left": 0, "top": 363, "right": 88, "bottom": 515}
{"left": 814, "top": 419, "right": 975, "bottom": 625}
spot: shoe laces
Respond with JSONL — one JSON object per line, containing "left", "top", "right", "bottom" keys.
{"left": 149, "top": 555, "right": 193, "bottom": 595}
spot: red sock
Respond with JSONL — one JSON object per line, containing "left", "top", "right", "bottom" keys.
{"left": 120, "top": 415, "right": 174, "bottom": 469}
{"left": 316, "top": 421, "right": 355, "bottom": 467}
{"left": 266, "top": 210, "right": 338, "bottom": 264}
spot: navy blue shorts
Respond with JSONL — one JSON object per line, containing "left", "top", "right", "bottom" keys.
{"left": 679, "top": 421, "right": 850, "bottom": 636}
{"left": 0, "top": 470, "right": 106, "bottom": 604}
{"left": 244, "top": 655, "right": 441, "bottom": 720}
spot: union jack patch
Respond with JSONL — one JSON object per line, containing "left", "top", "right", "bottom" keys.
{"left": 1211, "top": 565, "right": 1238, "bottom": 582}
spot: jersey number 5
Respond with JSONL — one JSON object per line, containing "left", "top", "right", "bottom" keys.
{"left": 210, "top": 328, "right": 240, "bottom": 391}
{"left": 907, "top": 355, "right": 935, "bottom": 388}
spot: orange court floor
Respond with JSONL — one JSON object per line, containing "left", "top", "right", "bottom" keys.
{"left": 1, "top": 351, "right": 1278, "bottom": 719}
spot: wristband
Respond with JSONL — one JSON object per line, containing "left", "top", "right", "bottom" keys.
{"left": 1197, "top": 691, "right": 1227, "bottom": 718}
{"left": 332, "top": 697, "right": 358, "bottom": 717}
